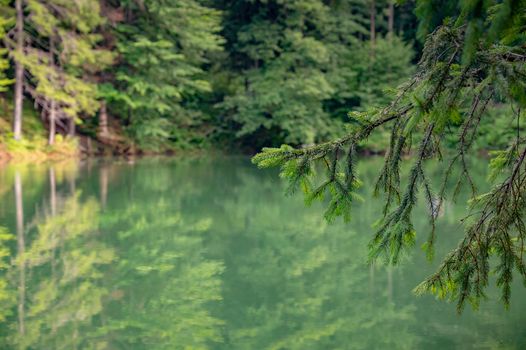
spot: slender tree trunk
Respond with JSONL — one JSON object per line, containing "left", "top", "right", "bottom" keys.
{"left": 48, "top": 38, "right": 56, "bottom": 145}
{"left": 48, "top": 101, "right": 56, "bottom": 145}
{"left": 87, "top": 136, "right": 92, "bottom": 155}
{"left": 387, "top": 1, "right": 394, "bottom": 76}
{"left": 388, "top": 0, "right": 394, "bottom": 36}
{"left": 68, "top": 118, "right": 75, "bottom": 137}
{"left": 99, "top": 101, "right": 108, "bottom": 136}
{"left": 13, "top": 0, "right": 24, "bottom": 141}
{"left": 14, "top": 171, "right": 25, "bottom": 336}
{"left": 369, "top": 0, "right": 376, "bottom": 54}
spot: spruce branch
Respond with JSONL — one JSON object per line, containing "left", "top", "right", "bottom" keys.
{"left": 253, "top": 19, "right": 526, "bottom": 311}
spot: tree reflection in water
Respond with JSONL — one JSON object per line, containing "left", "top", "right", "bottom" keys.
{"left": 0, "top": 158, "right": 524, "bottom": 349}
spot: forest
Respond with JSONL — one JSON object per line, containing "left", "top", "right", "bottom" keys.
{"left": 0, "top": 0, "right": 519, "bottom": 158}
{"left": 0, "top": 1, "right": 525, "bottom": 346}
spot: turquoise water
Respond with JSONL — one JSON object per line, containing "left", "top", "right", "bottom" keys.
{"left": 0, "top": 157, "right": 524, "bottom": 349}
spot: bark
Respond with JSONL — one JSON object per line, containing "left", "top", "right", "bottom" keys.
{"left": 13, "top": 0, "right": 24, "bottom": 141}
{"left": 99, "top": 100, "right": 109, "bottom": 136}
{"left": 387, "top": 1, "right": 394, "bottom": 75}
{"left": 388, "top": 0, "right": 394, "bottom": 36}
{"left": 48, "top": 101, "right": 56, "bottom": 145}
{"left": 68, "top": 117, "right": 75, "bottom": 137}
{"left": 87, "top": 136, "right": 93, "bottom": 155}
{"left": 48, "top": 38, "right": 56, "bottom": 145}
{"left": 369, "top": 0, "right": 376, "bottom": 51}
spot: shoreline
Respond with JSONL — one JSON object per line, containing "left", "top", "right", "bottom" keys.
{"left": 0, "top": 142, "right": 227, "bottom": 165}
{"left": 0, "top": 145, "right": 491, "bottom": 165}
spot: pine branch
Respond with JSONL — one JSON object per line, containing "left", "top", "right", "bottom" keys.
{"left": 253, "top": 18, "right": 526, "bottom": 311}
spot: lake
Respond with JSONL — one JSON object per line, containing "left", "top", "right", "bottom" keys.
{"left": 0, "top": 157, "right": 524, "bottom": 349}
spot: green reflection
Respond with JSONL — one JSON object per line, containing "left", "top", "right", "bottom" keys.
{"left": 99, "top": 195, "right": 224, "bottom": 349}
{"left": 0, "top": 158, "right": 524, "bottom": 349}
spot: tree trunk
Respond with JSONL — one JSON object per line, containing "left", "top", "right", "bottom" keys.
{"left": 87, "top": 136, "right": 93, "bottom": 155}
{"left": 369, "top": 0, "right": 376, "bottom": 57}
{"left": 13, "top": 0, "right": 24, "bottom": 141}
{"left": 388, "top": 0, "right": 394, "bottom": 36}
{"left": 99, "top": 100, "right": 109, "bottom": 136}
{"left": 48, "top": 101, "right": 56, "bottom": 145}
{"left": 14, "top": 171, "right": 25, "bottom": 336}
{"left": 68, "top": 117, "right": 75, "bottom": 137}
{"left": 387, "top": 1, "right": 394, "bottom": 76}
{"left": 48, "top": 37, "right": 56, "bottom": 145}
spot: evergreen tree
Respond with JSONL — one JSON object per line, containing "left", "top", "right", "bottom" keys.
{"left": 414, "top": 0, "right": 459, "bottom": 42}
{"left": 353, "top": 35, "right": 414, "bottom": 108}
{"left": 218, "top": 0, "right": 339, "bottom": 147}
{"left": 0, "top": 0, "right": 415, "bottom": 153}
{"left": 105, "top": 0, "right": 223, "bottom": 150}
{"left": 217, "top": 0, "right": 414, "bottom": 149}
{"left": 0, "top": 0, "right": 13, "bottom": 93}
{"left": 12, "top": 0, "right": 113, "bottom": 144}
{"left": 253, "top": 0, "right": 526, "bottom": 311}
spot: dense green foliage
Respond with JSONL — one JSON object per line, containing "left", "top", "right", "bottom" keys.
{"left": 0, "top": 0, "right": 416, "bottom": 151}
{"left": 0, "top": 0, "right": 13, "bottom": 92}
{"left": 216, "top": 0, "right": 413, "bottom": 148}
{"left": 0, "top": 0, "right": 519, "bottom": 154}
{"left": 106, "top": 0, "right": 223, "bottom": 149}
{"left": 18, "top": 0, "right": 113, "bottom": 123}
{"left": 0, "top": 0, "right": 516, "bottom": 154}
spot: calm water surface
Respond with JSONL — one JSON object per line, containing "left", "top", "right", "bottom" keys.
{"left": 0, "top": 157, "right": 524, "bottom": 349}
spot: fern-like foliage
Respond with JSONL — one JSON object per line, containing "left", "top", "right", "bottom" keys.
{"left": 253, "top": 1, "right": 526, "bottom": 312}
